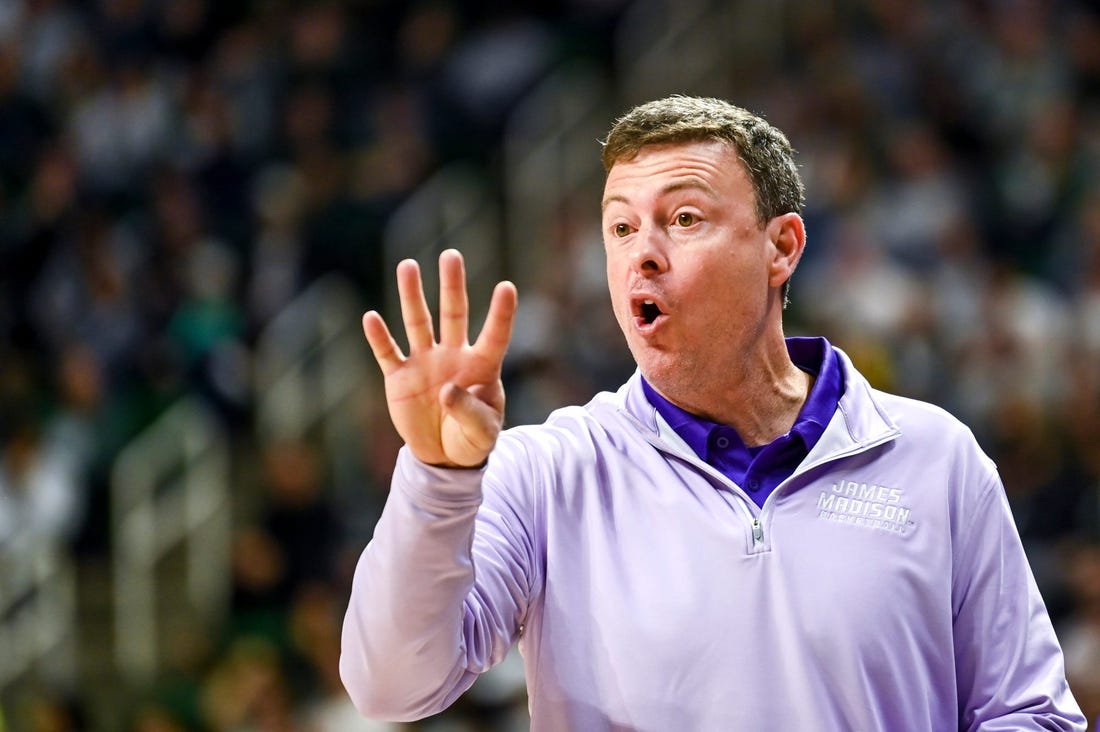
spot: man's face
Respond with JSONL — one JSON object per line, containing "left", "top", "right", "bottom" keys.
{"left": 601, "top": 140, "right": 780, "bottom": 403}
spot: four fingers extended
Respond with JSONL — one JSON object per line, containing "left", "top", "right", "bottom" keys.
{"left": 397, "top": 258, "right": 435, "bottom": 353}
{"left": 474, "top": 280, "right": 518, "bottom": 362}
{"left": 373, "top": 250, "right": 517, "bottom": 368}
{"left": 363, "top": 249, "right": 517, "bottom": 466}
{"left": 362, "top": 310, "right": 404, "bottom": 376}
{"left": 438, "top": 249, "right": 470, "bottom": 347}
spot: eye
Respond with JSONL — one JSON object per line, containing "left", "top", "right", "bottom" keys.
{"left": 613, "top": 222, "right": 632, "bottom": 238}
{"left": 675, "top": 212, "right": 696, "bottom": 227}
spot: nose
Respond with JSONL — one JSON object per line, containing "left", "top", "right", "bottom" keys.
{"left": 631, "top": 224, "right": 669, "bottom": 276}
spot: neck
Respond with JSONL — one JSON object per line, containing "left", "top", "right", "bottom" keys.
{"left": 648, "top": 334, "right": 812, "bottom": 447}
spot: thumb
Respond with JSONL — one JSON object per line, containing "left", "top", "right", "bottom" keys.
{"left": 439, "top": 383, "right": 504, "bottom": 465}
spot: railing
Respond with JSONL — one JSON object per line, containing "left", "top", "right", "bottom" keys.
{"left": 254, "top": 274, "right": 370, "bottom": 494}
{"left": 501, "top": 62, "right": 614, "bottom": 292}
{"left": 0, "top": 539, "right": 77, "bottom": 691}
{"left": 111, "top": 397, "right": 230, "bottom": 684}
{"left": 381, "top": 162, "right": 503, "bottom": 324}
{"left": 617, "top": 0, "right": 791, "bottom": 105}
{"left": 108, "top": 275, "right": 369, "bottom": 686}
{"left": 615, "top": 0, "right": 732, "bottom": 104}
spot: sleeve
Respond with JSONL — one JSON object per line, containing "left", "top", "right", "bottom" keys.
{"left": 339, "top": 440, "right": 539, "bottom": 722}
{"left": 952, "top": 471, "right": 1087, "bottom": 731}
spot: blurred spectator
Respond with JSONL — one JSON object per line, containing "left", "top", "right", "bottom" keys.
{"left": 128, "top": 703, "right": 193, "bottom": 732}
{"left": 0, "top": 41, "right": 53, "bottom": 196}
{"left": 0, "top": 414, "right": 85, "bottom": 553}
{"left": 430, "top": 10, "right": 558, "bottom": 157}
{"left": 199, "top": 636, "right": 297, "bottom": 732}
{"left": 28, "top": 203, "right": 146, "bottom": 380}
{"left": 865, "top": 120, "right": 969, "bottom": 269}
{"left": 9, "top": 687, "right": 90, "bottom": 732}
{"left": 67, "top": 60, "right": 174, "bottom": 196}
{"left": 9, "top": 0, "right": 83, "bottom": 103}
{"left": 226, "top": 524, "right": 289, "bottom": 645}
{"left": 247, "top": 163, "right": 307, "bottom": 326}
{"left": 1061, "top": 542, "right": 1100, "bottom": 722}
{"left": 165, "top": 236, "right": 250, "bottom": 424}
{"left": 289, "top": 583, "right": 403, "bottom": 731}
{"left": 258, "top": 438, "right": 342, "bottom": 590}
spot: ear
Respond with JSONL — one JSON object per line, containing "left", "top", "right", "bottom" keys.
{"left": 766, "top": 213, "right": 806, "bottom": 290}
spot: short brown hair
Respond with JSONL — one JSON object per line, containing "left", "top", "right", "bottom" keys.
{"left": 601, "top": 95, "right": 805, "bottom": 225}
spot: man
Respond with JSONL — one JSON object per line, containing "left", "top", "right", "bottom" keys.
{"left": 340, "top": 96, "right": 1086, "bottom": 730}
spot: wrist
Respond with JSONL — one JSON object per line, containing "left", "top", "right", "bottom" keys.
{"left": 394, "top": 445, "right": 486, "bottom": 507}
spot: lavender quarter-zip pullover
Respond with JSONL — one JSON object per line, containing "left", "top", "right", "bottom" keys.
{"left": 340, "top": 346, "right": 1085, "bottom": 731}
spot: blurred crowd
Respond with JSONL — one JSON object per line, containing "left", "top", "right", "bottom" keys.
{"left": 1, "top": 0, "right": 1100, "bottom": 729}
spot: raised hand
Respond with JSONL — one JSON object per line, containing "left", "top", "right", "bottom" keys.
{"left": 362, "top": 249, "right": 518, "bottom": 468}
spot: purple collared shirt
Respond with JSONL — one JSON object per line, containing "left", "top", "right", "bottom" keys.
{"left": 641, "top": 336, "right": 843, "bottom": 508}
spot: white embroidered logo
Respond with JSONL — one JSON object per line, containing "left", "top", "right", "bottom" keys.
{"left": 816, "top": 480, "right": 914, "bottom": 535}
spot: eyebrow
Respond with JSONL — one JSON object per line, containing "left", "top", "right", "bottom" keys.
{"left": 601, "top": 179, "right": 720, "bottom": 212}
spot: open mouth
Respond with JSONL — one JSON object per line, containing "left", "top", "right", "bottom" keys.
{"left": 637, "top": 299, "right": 665, "bottom": 325}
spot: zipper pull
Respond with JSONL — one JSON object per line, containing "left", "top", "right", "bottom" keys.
{"left": 752, "top": 517, "right": 764, "bottom": 544}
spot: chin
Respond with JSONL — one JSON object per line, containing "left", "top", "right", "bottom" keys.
{"left": 640, "top": 347, "right": 710, "bottom": 394}
{"left": 635, "top": 355, "right": 680, "bottom": 391}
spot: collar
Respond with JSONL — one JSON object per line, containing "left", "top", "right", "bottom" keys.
{"left": 639, "top": 337, "right": 843, "bottom": 457}
{"left": 608, "top": 340, "right": 899, "bottom": 464}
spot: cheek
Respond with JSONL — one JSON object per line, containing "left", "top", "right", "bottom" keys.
{"left": 604, "top": 262, "right": 625, "bottom": 312}
{"left": 605, "top": 256, "right": 628, "bottom": 295}
{"left": 609, "top": 290, "right": 632, "bottom": 329}
{"left": 692, "top": 260, "right": 757, "bottom": 321}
